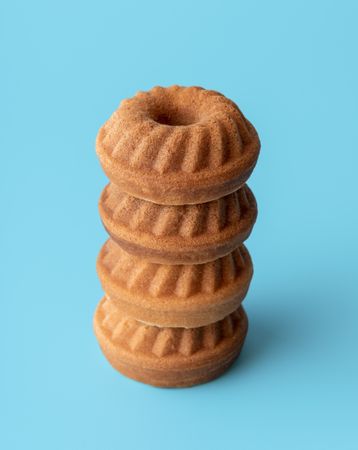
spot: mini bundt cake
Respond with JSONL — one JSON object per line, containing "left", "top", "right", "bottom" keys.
{"left": 97, "top": 239, "right": 253, "bottom": 328}
{"left": 96, "top": 85, "right": 260, "bottom": 205}
{"left": 94, "top": 297, "right": 248, "bottom": 387}
{"left": 99, "top": 182, "right": 257, "bottom": 264}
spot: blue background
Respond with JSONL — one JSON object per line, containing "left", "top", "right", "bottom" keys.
{"left": 1, "top": 1, "right": 357, "bottom": 449}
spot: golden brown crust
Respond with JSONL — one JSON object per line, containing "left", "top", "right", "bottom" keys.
{"left": 99, "top": 183, "right": 257, "bottom": 264}
{"left": 94, "top": 297, "right": 248, "bottom": 387}
{"left": 96, "top": 86, "right": 260, "bottom": 204}
{"left": 96, "top": 239, "right": 253, "bottom": 328}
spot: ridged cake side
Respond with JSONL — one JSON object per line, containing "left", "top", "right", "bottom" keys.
{"left": 94, "top": 297, "right": 248, "bottom": 386}
{"left": 96, "top": 86, "right": 260, "bottom": 204}
{"left": 99, "top": 183, "right": 257, "bottom": 264}
{"left": 96, "top": 239, "right": 253, "bottom": 327}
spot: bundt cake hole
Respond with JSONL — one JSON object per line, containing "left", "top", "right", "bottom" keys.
{"left": 152, "top": 103, "right": 200, "bottom": 126}
{"left": 155, "top": 113, "right": 192, "bottom": 126}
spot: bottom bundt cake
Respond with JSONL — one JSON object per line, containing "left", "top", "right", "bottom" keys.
{"left": 94, "top": 297, "right": 248, "bottom": 387}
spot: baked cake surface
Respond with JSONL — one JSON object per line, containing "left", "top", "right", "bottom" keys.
{"left": 96, "top": 85, "right": 260, "bottom": 204}
{"left": 97, "top": 239, "right": 253, "bottom": 328}
{"left": 99, "top": 182, "right": 257, "bottom": 264}
{"left": 94, "top": 297, "right": 248, "bottom": 387}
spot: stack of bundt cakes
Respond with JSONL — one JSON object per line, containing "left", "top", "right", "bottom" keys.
{"left": 94, "top": 85, "right": 260, "bottom": 387}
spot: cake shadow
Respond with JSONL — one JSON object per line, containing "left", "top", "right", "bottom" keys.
{"left": 224, "top": 294, "right": 316, "bottom": 377}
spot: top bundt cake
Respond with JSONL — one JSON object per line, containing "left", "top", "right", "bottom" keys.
{"left": 96, "top": 85, "right": 260, "bottom": 205}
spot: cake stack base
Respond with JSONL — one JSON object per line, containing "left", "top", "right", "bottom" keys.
{"left": 94, "top": 297, "right": 248, "bottom": 387}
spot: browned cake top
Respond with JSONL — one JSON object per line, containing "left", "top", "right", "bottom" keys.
{"left": 96, "top": 86, "right": 260, "bottom": 204}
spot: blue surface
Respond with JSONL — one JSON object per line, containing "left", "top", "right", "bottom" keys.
{"left": 1, "top": 1, "right": 358, "bottom": 449}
